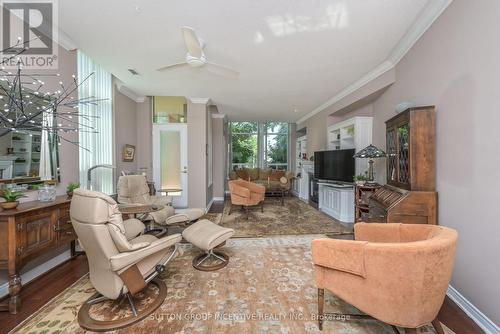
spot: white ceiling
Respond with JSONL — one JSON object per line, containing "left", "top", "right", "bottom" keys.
{"left": 59, "top": 0, "right": 431, "bottom": 121}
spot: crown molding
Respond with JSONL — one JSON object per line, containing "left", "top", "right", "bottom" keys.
{"left": 189, "top": 98, "right": 211, "bottom": 104}
{"left": 296, "top": 0, "right": 453, "bottom": 125}
{"left": 115, "top": 81, "right": 146, "bottom": 103}
{"left": 389, "top": 0, "right": 453, "bottom": 65}
{"left": 58, "top": 28, "right": 77, "bottom": 51}
{"left": 296, "top": 60, "right": 393, "bottom": 124}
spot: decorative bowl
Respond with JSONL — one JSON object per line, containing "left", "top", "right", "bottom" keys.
{"left": 1, "top": 201, "right": 19, "bottom": 210}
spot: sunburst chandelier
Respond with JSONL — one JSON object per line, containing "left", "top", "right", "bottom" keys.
{"left": 0, "top": 37, "right": 103, "bottom": 149}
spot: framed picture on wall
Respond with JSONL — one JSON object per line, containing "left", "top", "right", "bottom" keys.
{"left": 122, "top": 144, "right": 136, "bottom": 162}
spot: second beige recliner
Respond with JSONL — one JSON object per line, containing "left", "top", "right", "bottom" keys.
{"left": 117, "top": 175, "right": 204, "bottom": 228}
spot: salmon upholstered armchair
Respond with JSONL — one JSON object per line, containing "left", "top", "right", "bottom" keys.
{"left": 312, "top": 223, "right": 458, "bottom": 333}
{"left": 228, "top": 179, "right": 266, "bottom": 215}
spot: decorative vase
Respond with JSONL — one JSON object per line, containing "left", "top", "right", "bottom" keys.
{"left": 38, "top": 185, "right": 57, "bottom": 202}
{"left": 1, "top": 201, "right": 19, "bottom": 210}
{"left": 66, "top": 191, "right": 73, "bottom": 198}
{"left": 355, "top": 180, "right": 366, "bottom": 186}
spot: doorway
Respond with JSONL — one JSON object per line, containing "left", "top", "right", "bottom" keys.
{"left": 152, "top": 124, "right": 188, "bottom": 208}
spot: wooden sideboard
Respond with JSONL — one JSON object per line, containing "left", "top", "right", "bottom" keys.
{"left": 0, "top": 196, "right": 77, "bottom": 314}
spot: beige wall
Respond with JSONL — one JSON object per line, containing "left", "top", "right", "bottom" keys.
{"left": 187, "top": 101, "right": 208, "bottom": 208}
{"left": 212, "top": 116, "right": 227, "bottom": 199}
{"left": 370, "top": 0, "right": 500, "bottom": 324}
{"left": 298, "top": 0, "right": 500, "bottom": 325}
{"left": 135, "top": 98, "right": 153, "bottom": 179}
{"left": 114, "top": 82, "right": 138, "bottom": 177}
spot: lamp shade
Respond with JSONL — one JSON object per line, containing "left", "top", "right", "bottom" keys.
{"left": 353, "top": 144, "right": 386, "bottom": 158}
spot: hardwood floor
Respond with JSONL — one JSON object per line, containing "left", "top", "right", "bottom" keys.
{"left": 0, "top": 255, "right": 89, "bottom": 334}
{"left": 209, "top": 200, "right": 225, "bottom": 213}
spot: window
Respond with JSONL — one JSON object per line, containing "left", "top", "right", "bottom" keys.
{"left": 230, "top": 121, "right": 289, "bottom": 171}
{"left": 230, "top": 122, "right": 258, "bottom": 170}
{"left": 264, "top": 122, "right": 289, "bottom": 170}
{"left": 153, "top": 96, "right": 187, "bottom": 123}
{"left": 77, "top": 51, "right": 114, "bottom": 193}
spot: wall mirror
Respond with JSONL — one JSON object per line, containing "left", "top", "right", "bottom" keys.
{"left": 0, "top": 83, "right": 60, "bottom": 189}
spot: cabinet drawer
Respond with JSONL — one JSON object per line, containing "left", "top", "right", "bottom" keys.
{"left": 56, "top": 204, "right": 76, "bottom": 245}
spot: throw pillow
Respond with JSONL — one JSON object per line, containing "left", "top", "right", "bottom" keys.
{"left": 270, "top": 170, "right": 285, "bottom": 181}
{"left": 236, "top": 169, "right": 250, "bottom": 181}
{"left": 259, "top": 168, "right": 272, "bottom": 180}
{"left": 248, "top": 168, "right": 260, "bottom": 181}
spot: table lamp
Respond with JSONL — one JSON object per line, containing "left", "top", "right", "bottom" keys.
{"left": 353, "top": 145, "right": 386, "bottom": 182}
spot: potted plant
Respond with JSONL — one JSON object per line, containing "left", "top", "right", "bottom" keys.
{"left": 354, "top": 174, "right": 368, "bottom": 186}
{"left": 66, "top": 182, "right": 80, "bottom": 198}
{"left": 0, "top": 189, "right": 27, "bottom": 209}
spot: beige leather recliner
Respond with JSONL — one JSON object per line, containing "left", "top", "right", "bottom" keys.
{"left": 116, "top": 175, "right": 204, "bottom": 227}
{"left": 70, "top": 188, "right": 182, "bottom": 329}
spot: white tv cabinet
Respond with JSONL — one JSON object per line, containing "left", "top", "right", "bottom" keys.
{"left": 318, "top": 182, "right": 354, "bottom": 223}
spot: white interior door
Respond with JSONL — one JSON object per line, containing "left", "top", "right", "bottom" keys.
{"left": 152, "top": 124, "right": 188, "bottom": 208}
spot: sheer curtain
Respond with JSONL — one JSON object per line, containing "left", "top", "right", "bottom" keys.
{"left": 77, "top": 51, "right": 114, "bottom": 193}
{"left": 39, "top": 112, "right": 53, "bottom": 180}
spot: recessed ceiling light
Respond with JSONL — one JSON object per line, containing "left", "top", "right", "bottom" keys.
{"left": 294, "top": 109, "right": 298, "bottom": 113}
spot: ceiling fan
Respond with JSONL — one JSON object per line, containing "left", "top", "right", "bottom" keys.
{"left": 157, "top": 26, "right": 239, "bottom": 78}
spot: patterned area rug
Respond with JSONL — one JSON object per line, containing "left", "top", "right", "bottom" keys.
{"left": 12, "top": 236, "right": 454, "bottom": 334}
{"left": 219, "top": 197, "right": 353, "bottom": 238}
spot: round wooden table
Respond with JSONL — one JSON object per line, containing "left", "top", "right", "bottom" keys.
{"left": 118, "top": 204, "right": 165, "bottom": 236}
{"left": 118, "top": 204, "right": 164, "bottom": 217}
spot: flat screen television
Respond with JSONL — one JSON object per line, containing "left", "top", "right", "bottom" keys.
{"left": 314, "top": 149, "right": 355, "bottom": 183}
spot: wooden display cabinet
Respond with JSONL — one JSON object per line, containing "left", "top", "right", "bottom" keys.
{"left": 0, "top": 196, "right": 77, "bottom": 314}
{"left": 386, "top": 106, "right": 436, "bottom": 191}
{"left": 366, "top": 106, "right": 438, "bottom": 225}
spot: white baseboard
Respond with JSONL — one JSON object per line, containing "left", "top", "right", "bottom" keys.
{"left": 447, "top": 285, "right": 500, "bottom": 334}
{"left": 0, "top": 250, "right": 72, "bottom": 298}
{"left": 213, "top": 197, "right": 224, "bottom": 202}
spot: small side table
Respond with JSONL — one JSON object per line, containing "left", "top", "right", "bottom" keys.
{"left": 355, "top": 183, "right": 382, "bottom": 222}
{"left": 118, "top": 204, "right": 165, "bottom": 235}
{"left": 159, "top": 188, "right": 182, "bottom": 196}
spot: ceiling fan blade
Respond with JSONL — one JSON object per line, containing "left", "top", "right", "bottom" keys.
{"left": 205, "top": 62, "right": 239, "bottom": 78}
{"left": 156, "top": 62, "right": 189, "bottom": 72}
{"left": 181, "top": 26, "right": 203, "bottom": 58}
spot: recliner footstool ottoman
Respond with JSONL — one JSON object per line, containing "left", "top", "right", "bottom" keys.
{"left": 182, "top": 219, "right": 234, "bottom": 271}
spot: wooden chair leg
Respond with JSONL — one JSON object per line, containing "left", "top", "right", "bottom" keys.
{"left": 391, "top": 326, "right": 401, "bottom": 334}
{"left": 405, "top": 329, "right": 417, "bottom": 334}
{"left": 318, "top": 288, "right": 324, "bottom": 331}
{"left": 432, "top": 318, "right": 445, "bottom": 334}
{"left": 228, "top": 204, "right": 232, "bottom": 215}
{"left": 261, "top": 202, "right": 264, "bottom": 213}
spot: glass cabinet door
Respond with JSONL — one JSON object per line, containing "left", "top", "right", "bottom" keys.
{"left": 397, "top": 124, "right": 410, "bottom": 185}
{"left": 386, "top": 129, "right": 397, "bottom": 182}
